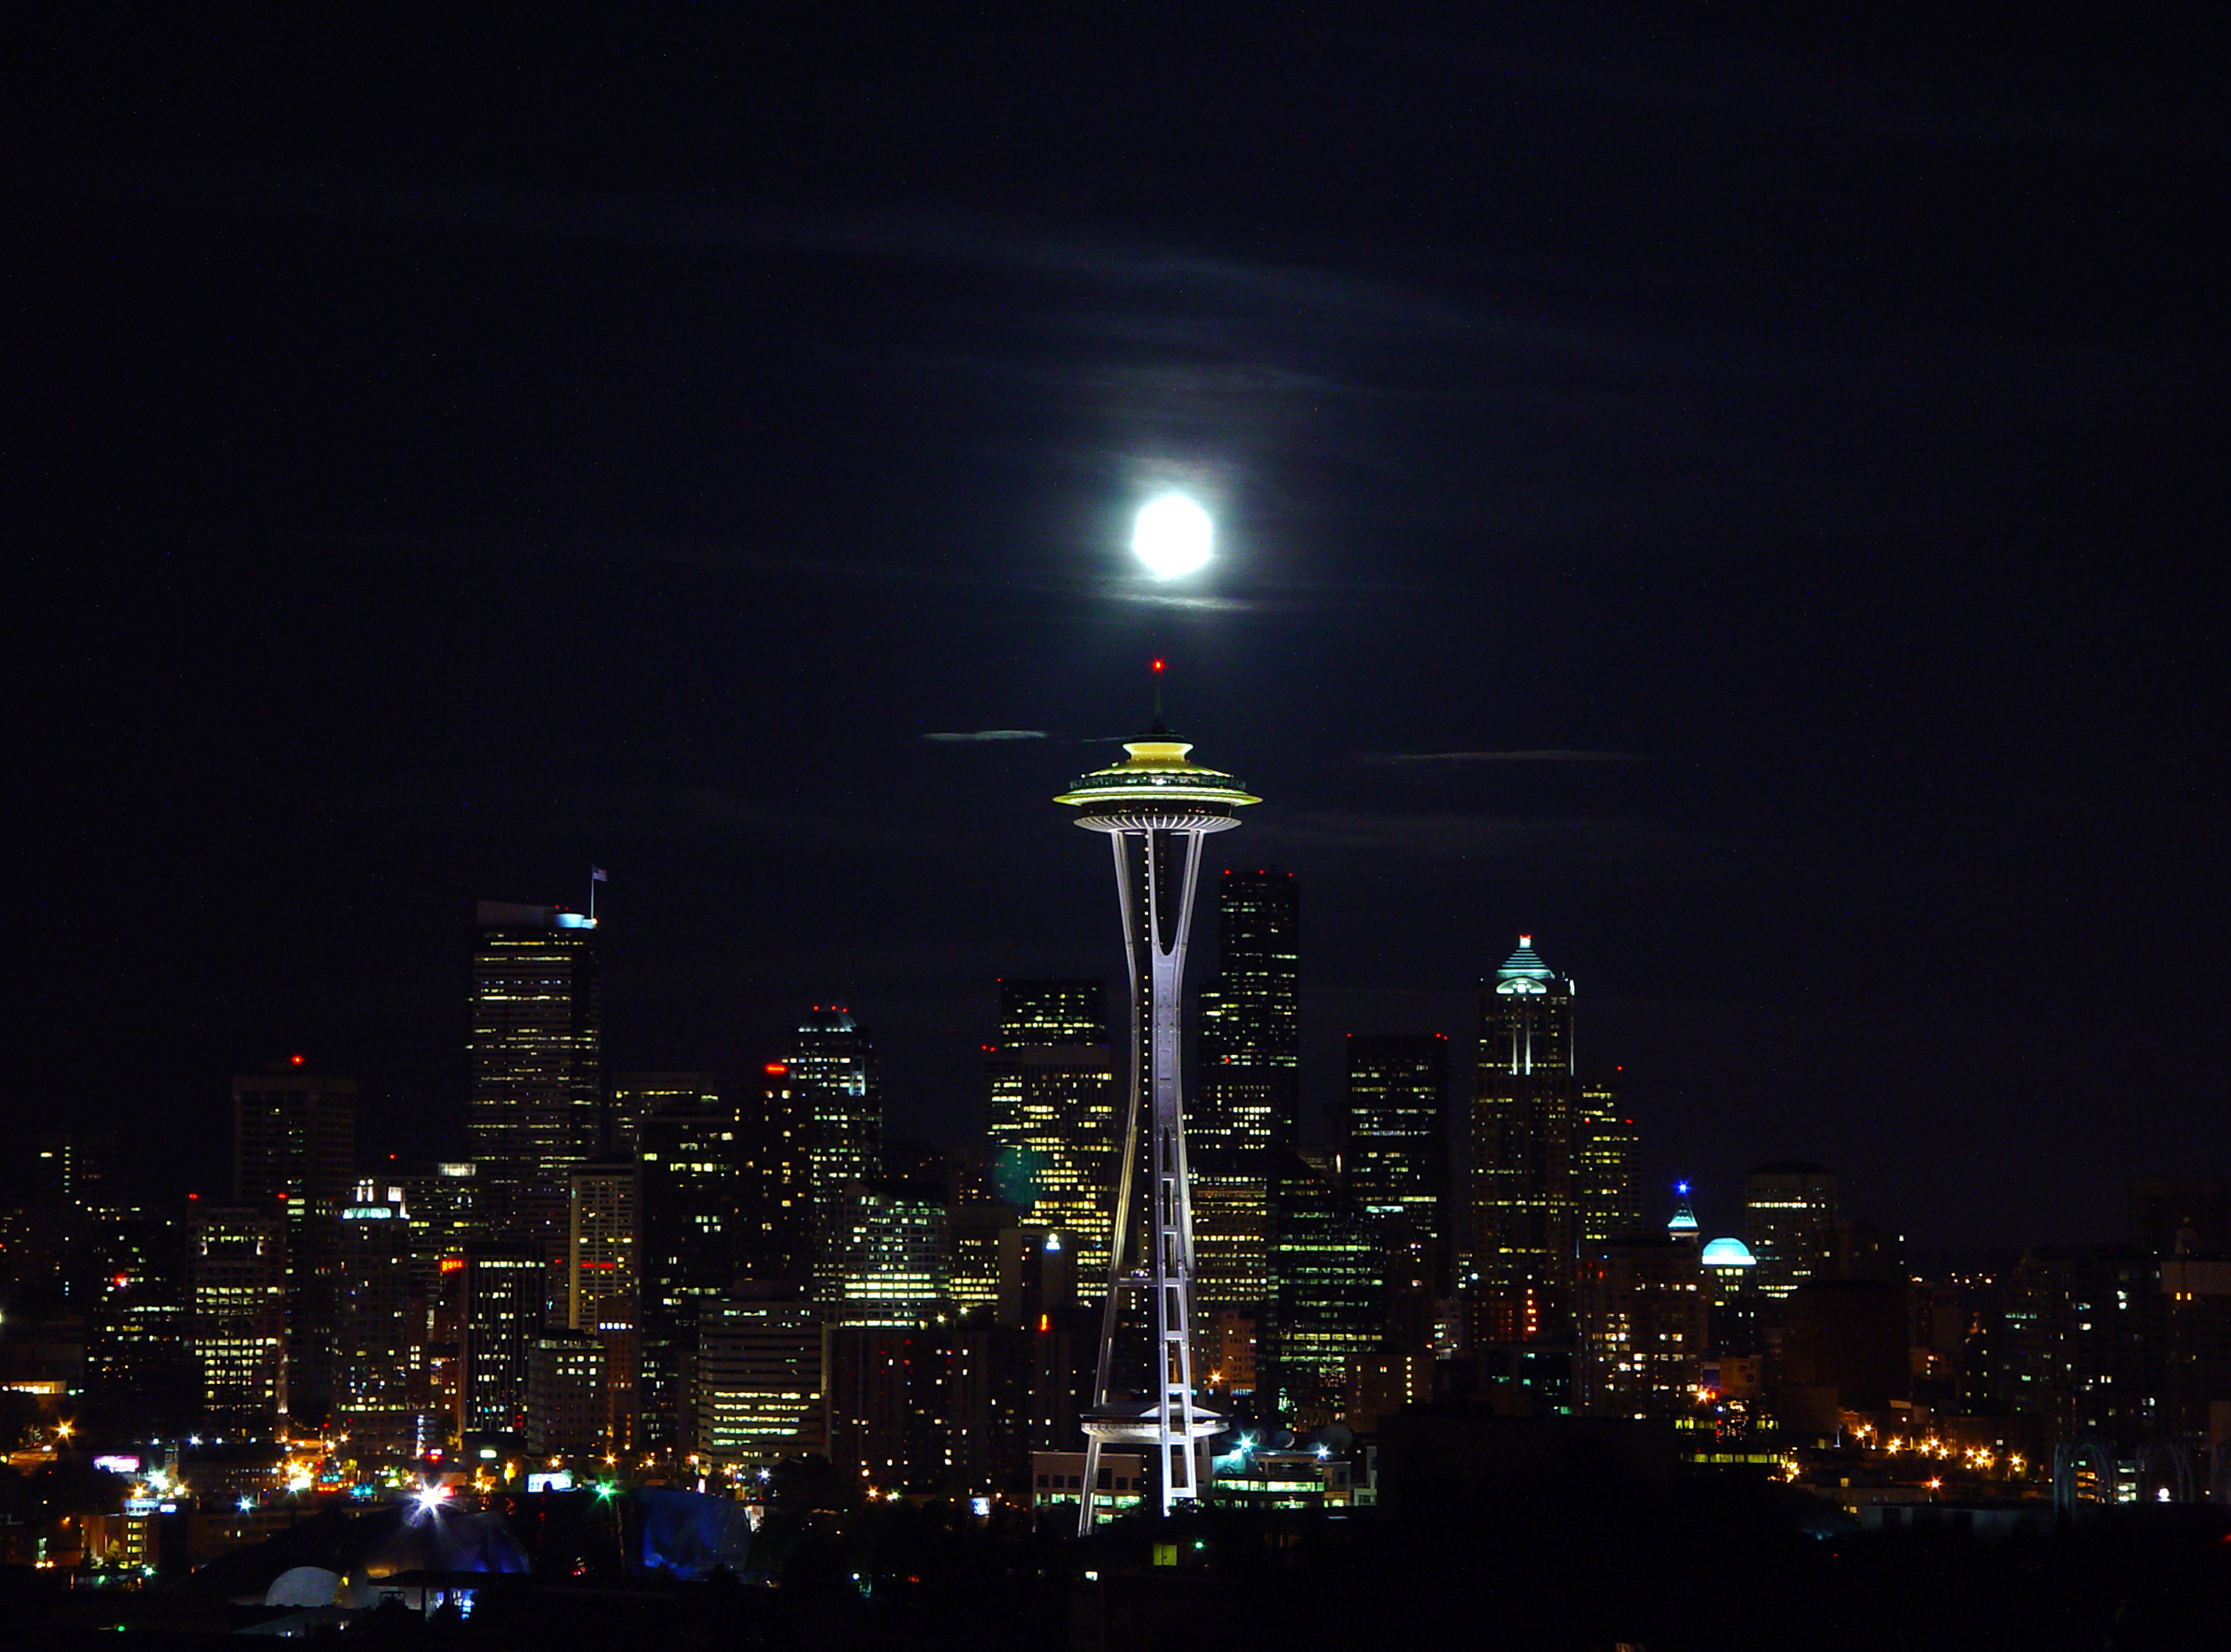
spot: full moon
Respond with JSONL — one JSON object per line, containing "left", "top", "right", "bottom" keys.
{"left": 1131, "top": 494, "right": 1214, "bottom": 578}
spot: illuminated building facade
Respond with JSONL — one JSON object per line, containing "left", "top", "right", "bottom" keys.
{"left": 638, "top": 1096, "right": 745, "bottom": 1447}
{"left": 525, "top": 1332, "right": 607, "bottom": 1456}
{"left": 789, "top": 1005, "right": 879, "bottom": 1218}
{"left": 1344, "top": 1034, "right": 1453, "bottom": 1293}
{"left": 742, "top": 1066, "right": 810, "bottom": 1283}
{"left": 187, "top": 1203, "right": 288, "bottom": 1428}
{"left": 459, "top": 1241, "right": 545, "bottom": 1440}
{"left": 985, "top": 979, "right": 1118, "bottom": 1289}
{"left": 1577, "top": 1076, "right": 1639, "bottom": 1247}
{"left": 825, "top": 1179, "right": 950, "bottom": 1326}
{"left": 1265, "top": 1147, "right": 1385, "bottom": 1423}
{"left": 1196, "top": 868, "right": 1299, "bottom": 1152}
{"left": 567, "top": 1160, "right": 640, "bottom": 1450}
{"left": 1188, "top": 1151, "right": 1272, "bottom": 1320}
{"left": 1470, "top": 936, "right": 1581, "bottom": 1345}
{"left": 233, "top": 1062, "right": 355, "bottom": 1423}
{"left": 1056, "top": 712, "right": 1257, "bottom": 1526}
{"left": 608, "top": 1070, "right": 722, "bottom": 1160}
{"left": 469, "top": 901, "right": 602, "bottom": 1257}
{"left": 1576, "top": 1231, "right": 1707, "bottom": 1419}
{"left": 87, "top": 1211, "right": 194, "bottom": 1433}
{"left": 334, "top": 1180, "right": 430, "bottom": 1453}
{"left": 1741, "top": 1161, "right": 1838, "bottom": 1299}
{"left": 697, "top": 1292, "right": 825, "bottom": 1467}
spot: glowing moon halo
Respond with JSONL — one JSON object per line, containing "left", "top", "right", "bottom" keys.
{"left": 1131, "top": 494, "right": 1213, "bottom": 578}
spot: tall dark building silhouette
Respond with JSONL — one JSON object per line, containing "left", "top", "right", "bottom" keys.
{"left": 1265, "top": 1148, "right": 1384, "bottom": 1424}
{"left": 985, "top": 980, "right": 1118, "bottom": 1289}
{"left": 1197, "top": 868, "right": 1299, "bottom": 1151}
{"left": 637, "top": 1090, "right": 745, "bottom": 1447}
{"left": 469, "top": 901, "right": 602, "bottom": 1256}
{"left": 1742, "top": 1161, "right": 1839, "bottom": 1299}
{"left": 1344, "top": 1034, "right": 1454, "bottom": 1294}
{"left": 787, "top": 1008, "right": 879, "bottom": 1257}
{"left": 1470, "top": 936, "right": 1588, "bottom": 1346}
{"left": 233, "top": 1060, "right": 356, "bottom": 1423}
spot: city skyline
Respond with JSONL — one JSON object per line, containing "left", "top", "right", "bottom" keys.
{"left": 12, "top": 9, "right": 2221, "bottom": 1260}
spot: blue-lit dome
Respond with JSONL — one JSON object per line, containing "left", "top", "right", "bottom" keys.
{"left": 1700, "top": 1237, "right": 1756, "bottom": 1268}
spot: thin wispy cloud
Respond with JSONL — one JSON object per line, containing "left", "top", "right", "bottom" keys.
{"left": 921, "top": 729, "right": 1050, "bottom": 743}
{"left": 1376, "top": 749, "right": 1644, "bottom": 764}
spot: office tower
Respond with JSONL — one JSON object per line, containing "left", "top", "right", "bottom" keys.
{"left": 525, "top": 1333, "right": 608, "bottom": 1456}
{"left": 469, "top": 900, "right": 603, "bottom": 1256}
{"left": 1196, "top": 868, "right": 1299, "bottom": 1152}
{"left": 458, "top": 1242, "right": 545, "bottom": 1442}
{"left": 233, "top": 1060, "right": 356, "bottom": 1424}
{"left": 35, "top": 1130, "right": 114, "bottom": 1212}
{"left": 741, "top": 1066, "right": 810, "bottom": 1284}
{"left": 568, "top": 1160, "right": 640, "bottom": 1450}
{"left": 1741, "top": 1161, "right": 1839, "bottom": 1299}
{"left": 1188, "top": 1153, "right": 1271, "bottom": 1319}
{"left": 787, "top": 1007, "right": 881, "bottom": 1302}
{"left": 1576, "top": 1230, "right": 1707, "bottom": 1419}
{"left": 789, "top": 1005, "right": 880, "bottom": 1190}
{"left": 948, "top": 1198, "right": 1019, "bottom": 1317}
{"left": 85, "top": 1211, "right": 195, "bottom": 1435}
{"left": 186, "top": 1203, "right": 288, "bottom": 1429}
{"left": 334, "top": 1180, "right": 429, "bottom": 1455}
{"left": 1344, "top": 1034, "right": 1453, "bottom": 1293}
{"left": 1576, "top": 1076, "right": 1640, "bottom": 1247}
{"left": 608, "top": 1071, "right": 722, "bottom": 1160}
{"left": 1470, "top": 935, "right": 1582, "bottom": 1345}
{"left": 696, "top": 1291, "right": 826, "bottom": 1468}
{"left": 1265, "top": 1148, "right": 1385, "bottom": 1426}
{"left": 985, "top": 979, "right": 1119, "bottom": 1288}
{"left": 395, "top": 1160, "right": 486, "bottom": 1286}
{"left": 823, "top": 1179, "right": 950, "bottom": 1327}
{"left": 637, "top": 1096, "right": 746, "bottom": 1447}
{"left": 1056, "top": 708, "right": 1257, "bottom": 1527}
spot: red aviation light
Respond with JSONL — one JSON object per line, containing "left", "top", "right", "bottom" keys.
{"left": 1152, "top": 658, "right": 1164, "bottom": 673}
{"left": 765, "top": 1063, "right": 788, "bottom": 1075}
{"left": 289, "top": 1054, "right": 305, "bottom": 1066}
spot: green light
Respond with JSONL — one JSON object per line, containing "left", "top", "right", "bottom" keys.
{"left": 595, "top": 1482, "right": 617, "bottom": 1500}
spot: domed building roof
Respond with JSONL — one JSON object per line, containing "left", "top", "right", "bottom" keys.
{"left": 1700, "top": 1236, "right": 1757, "bottom": 1268}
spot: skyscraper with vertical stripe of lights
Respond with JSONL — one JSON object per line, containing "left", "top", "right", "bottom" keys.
{"left": 1056, "top": 684, "right": 1257, "bottom": 1529}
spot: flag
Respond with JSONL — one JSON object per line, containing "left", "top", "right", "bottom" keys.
{"left": 591, "top": 867, "right": 609, "bottom": 883}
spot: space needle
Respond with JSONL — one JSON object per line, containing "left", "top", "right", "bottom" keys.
{"left": 1057, "top": 655, "right": 1257, "bottom": 1530}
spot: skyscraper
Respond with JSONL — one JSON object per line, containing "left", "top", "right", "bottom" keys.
{"left": 187, "top": 1202, "right": 288, "bottom": 1429}
{"left": 787, "top": 1007, "right": 881, "bottom": 1306}
{"left": 459, "top": 1241, "right": 545, "bottom": 1441}
{"left": 1344, "top": 1034, "right": 1453, "bottom": 1293}
{"left": 1196, "top": 868, "right": 1299, "bottom": 1152}
{"left": 1470, "top": 936, "right": 1587, "bottom": 1347}
{"left": 469, "top": 901, "right": 602, "bottom": 1257}
{"left": 637, "top": 1094, "right": 746, "bottom": 1447}
{"left": 333, "top": 1179, "right": 429, "bottom": 1455}
{"left": 1741, "top": 1161, "right": 1838, "bottom": 1299}
{"left": 985, "top": 980, "right": 1119, "bottom": 1288}
{"left": 1056, "top": 706, "right": 1257, "bottom": 1527}
{"left": 1265, "top": 1147, "right": 1385, "bottom": 1425}
{"left": 568, "top": 1160, "right": 641, "bottom": 1449}
{"left": 608, "top": 1071, "right": 723, "bottom": 1160}
{"left": 232, "top": 1059, "right": 357, "bottom": 1423}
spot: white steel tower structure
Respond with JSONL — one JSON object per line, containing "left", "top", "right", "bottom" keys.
{"left": 1056, "top": 694, "right": 1257, "bottom": 1530}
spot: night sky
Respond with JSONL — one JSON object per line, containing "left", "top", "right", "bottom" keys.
{"left": 11, "top": 9, "right": 2223, "bottom": 1251}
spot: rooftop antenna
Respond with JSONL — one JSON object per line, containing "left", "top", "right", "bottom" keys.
{"left": 1149, "top": 657, "right": 1166, "bottom": 735}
